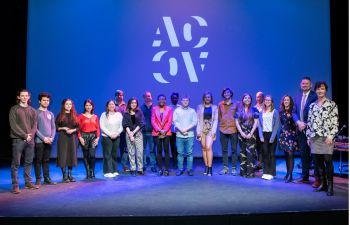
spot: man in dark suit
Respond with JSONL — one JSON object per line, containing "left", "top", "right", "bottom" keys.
{"left": 292, "top": 77, "right": 318, "bottom": 186}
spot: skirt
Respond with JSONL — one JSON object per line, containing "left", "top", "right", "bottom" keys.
{"left": 310, "top": 135, "right": 334, "bottom": 155}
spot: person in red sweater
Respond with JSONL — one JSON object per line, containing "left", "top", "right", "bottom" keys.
{"left": 78, "top": 99, "right": 100, "bottom": 179}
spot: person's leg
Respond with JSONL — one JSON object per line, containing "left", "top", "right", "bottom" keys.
{"left": 170, "top": 132, "right": 178, "bottom": 169}
{"left": 176, "top": 137, "right": 185, "bottom": 172}
{"left": 120, "top": 132, "right": 129, "bottom": 171}
{"left": 239, "top": 138, "right": 247, "bottom": 176}
{"left": 155, "top": 137, "right": 163, "bottom": 173}
{"left": 43, "top": 143, "right": 55, "bottom": 184}
{"left": 111, "top": 137, "right": 120, "bottom": 174}
{"left": 11, "top": 139, "right": 25, "bottom": 192}
{"left": 186, "top": 137, "right": 194, "bottom": 171}
{"left": 34, "top": 142, "right": 44, "bottom": 183}
{"left": 324, "top": 154, "right": 334, "bottom": 196}
{"left": 24, "top": 142, "right": 35, "bottom": 186}
{"left": 201, "top": 134, "right": 208, "bottom": 175}
{"left": 135, "top": 133, "right": 144, "bottom": 173}
{"left": 298, "top": 132, "right": 310, "bottom": 180}
{"left": 143, "top": 132, "right": 148, "bottom": 168}
{"left": 314, "top": 154, "right": 327, "bottom": 192}
{"left": 206, "top": 135, "right": 214, "bottom": 176}
{"left": 219, "top": 132, "right": 229, "bottom": 173}
{"left": 102, "top": 136, "right": 112, "bottom": 174}
{"left": 261, "top": 132, "right": 270, "bottom": 176}
{"left": 126, "top": 135, "right": 136, "bottom": 172}
{"left": 269, "top": 139, "right": 277, "bottom": 176}
{"left": 163, "top": 137, "right": 170, "bottom": 172}
{"left": 246, "top": 141, "right": 256, "bottom": 176}
{"left": 230, "top": 133, "right": 238, "bottom": 173}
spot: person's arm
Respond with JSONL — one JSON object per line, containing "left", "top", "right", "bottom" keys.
{"left": 151, "top": 107, "right": 161, "bottom": 133}
{"left": 211, "top": 106, "right": 219, "bottom": 137}
{"left": 185, "top": 109, "right": 198, "bottom": 132}
{"left": 325, "top": 102, "right": 339, "bottom": 144}
{"left": 99, "top": 113, "right": 111, "bottom": 137}
{"left": 235, "top": 118, "right": 246, "bottom": 139}
{"left": 163, "top": 108, "right": 173, "bottom": 134}
{"left": 9, "top": 107, "right": 28, "bottom": 139}
{"left": 270, "top": 110, "right": 280, "bottom": 143}
{"left": 196, "top": 105, "right": 202, "bottom": 138}
{"left": 258, "top": 112, "right": 264, "bottom": 142}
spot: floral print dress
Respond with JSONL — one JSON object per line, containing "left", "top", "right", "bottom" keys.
{"left": 279, "top": 111, "right": 298, "bottom": 152}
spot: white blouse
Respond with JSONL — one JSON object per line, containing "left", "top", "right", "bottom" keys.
{"left": 99, "top": 112, "right": 123, "bottom": 138}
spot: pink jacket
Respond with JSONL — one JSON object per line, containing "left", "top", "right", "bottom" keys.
{"left": 151, "top": 105, "right": 173, "bottom": 136}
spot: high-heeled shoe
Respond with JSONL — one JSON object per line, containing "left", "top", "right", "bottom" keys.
{"left": 203, "top": 166, "right": 209, "bottom": 175}
{"left": 207, "top": 167, "right": 212, "bottom": 176}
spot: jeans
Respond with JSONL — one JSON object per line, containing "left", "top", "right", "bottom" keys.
{"left": 34, "top": 142, "right": 52, "bottom": 180}
{"left": 220, "top": 132, "right": 238, "bottom": 169}
{"left": 101, "top": 136, "right": 120, "bottom": 174}
{"left": 176, "top": 137, "right": 194, "bottom": 170}
{"left": 11, "top": 139, "right": 35, "bottom": 186}
{"left": 143, "top": 132, "right": 156, "bottom": 168}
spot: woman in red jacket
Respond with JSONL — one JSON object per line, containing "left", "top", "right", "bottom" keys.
{"left": 151, "top": 94, "right": 173, "bottom": 176}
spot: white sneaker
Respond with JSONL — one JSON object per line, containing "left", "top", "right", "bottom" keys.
{"left": 104, "top": 173, "right": 113, "bottom": 178}
{"left": 266, "top": 174, "right": 274, "bottom": 180}
{"left": 113, "top": 172, "right": 119, "bottom": 176}
{"left": 262, "top": 174, "right": 268, "bottom": 179}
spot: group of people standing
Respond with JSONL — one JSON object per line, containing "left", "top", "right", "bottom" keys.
{"left": 9, "top": 77, "right": 339, "bottom": 196}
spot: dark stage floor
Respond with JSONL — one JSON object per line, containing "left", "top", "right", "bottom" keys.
{"left": 0, "top": 157, "right": 348, "bottom": 220}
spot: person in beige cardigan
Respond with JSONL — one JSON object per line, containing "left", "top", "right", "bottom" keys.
{"left": 196, "top": 92, "right": 218, "bottom": 176}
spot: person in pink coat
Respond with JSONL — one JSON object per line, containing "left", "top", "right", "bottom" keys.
{"left": 151, "top": 94, "right": 173, "bottom": 176}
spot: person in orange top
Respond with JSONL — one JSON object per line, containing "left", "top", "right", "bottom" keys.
{"left": 151, "top": 94, "right": 173, "bottom": 176}
{"left": 78, "top": 99, "right": 100, "bottom": 179}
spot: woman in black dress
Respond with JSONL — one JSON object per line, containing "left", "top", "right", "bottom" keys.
{"left": 56, "top": 99, "right": 79, "bottom": 183}
{"left": 279, "top": 95, "right": 298, "bottom": 183}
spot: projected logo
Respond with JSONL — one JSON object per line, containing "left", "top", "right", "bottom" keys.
{"left": 152, "top": 16, "right": 208, "bottom": 83}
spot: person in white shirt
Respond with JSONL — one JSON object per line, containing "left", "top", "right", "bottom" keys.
{"left": 173, "top": 96, "right": 198, "bottom": 176}
{"left": 100, "top": 100, "right": 123, "bottom": 178}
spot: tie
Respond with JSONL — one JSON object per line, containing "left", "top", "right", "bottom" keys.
{"left": 300, "top": 94, "right": 307, "bottom": 121}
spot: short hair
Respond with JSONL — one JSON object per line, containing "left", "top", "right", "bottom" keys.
{"left": 157, "top": 94, "right": 166, "bottom": 100}
{"left": 115, "top": 89, "right": 124, "bottom": 97}
{"left": 83, "top": 99, "right": 95, "bottom": 114}
{"left": 202, "top": 91, "right": 213, "bottom": 104}
{"left": 170, "top": 92, "right": 179, "bottom": 98}
{"left": 221, "top": 88, "right": 233, "bottom": 98}
{"left": 143, "top": 91, "right": 152, "bottom": 97}
{"left": 302, "top": 76, "right": 312, "bottom": 82}
{"left": 38, "top": 92, "right": 51, "bottom": 101}
{"left": 314, "top": 81, "right": 328, "bottom": 91}
{"left": 181, "top": 95, "right": 190, "bottom": 101}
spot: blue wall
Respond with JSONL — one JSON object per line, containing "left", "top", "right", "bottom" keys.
{"left": 26, "top": 0, "right": 331, "bottom": 157}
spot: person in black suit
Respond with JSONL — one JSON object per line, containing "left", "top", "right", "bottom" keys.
{"left": 292, "top": 77, "right": 318, "bottom": 186}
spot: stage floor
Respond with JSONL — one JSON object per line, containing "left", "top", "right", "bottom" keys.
{"left": 0, "top": 158, "right": 348, "bottom": 217}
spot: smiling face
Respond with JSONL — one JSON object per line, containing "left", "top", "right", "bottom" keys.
{"left": 204, "top": 94, "right": 212, "bottom": 105}
{"left": 243, "top": 95, "right": 252, "bottom": 106}
{"left": 316, "top": 84, "right": 327, "bottom": 99}
{"left": 158, "top": 96, "right": 166, "bottom": 107}
{"left": 17, "top": 91, "right": 30, "bottom": 105}
{"left": 130, "top": 99, "right": 137, "bottom": 110}
{"left": 64, "top": 100, "right": 72, "bottom": 112}
{"left": 264, "top": 97, "right": 272, "bottom": 108}
{"left": 300, "top": 79, "right": 312, "bottom": 93}
{"left": 283, "top": 96, "right": 291, "bottom": 109}
{"left": 256, "top": 92, "right": 263, "bottom": 104}
{"left": 85, "top": 102, "right": 93, "bottom": 113}
{"left": 181, "top": 98, "right": 190, "bottom": 108}
{"left": 143, "top": 92, "right": 152, "bottom": 103}
{"left": 107, "top": 101, "right": 116, "bottom": 112}
{"left": 223, "top": 90, "right": 232, "bottom": 100}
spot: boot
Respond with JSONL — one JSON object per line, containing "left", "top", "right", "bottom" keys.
{"left": 327, "top": 181, "right": 334, "bottom": 196}
{"left": 68, "top": 168, "right": 76, "bottom": 182}
{"left": 207, "top": 167, "right": 213, "bottom": 176}
{"left": 61, "top": 167, "right": 69, "bottom": 183}
{"left": 203, "top": 166, "right": 209, "bottom": 175}
{"left": 89, "top": 157, "right": 96, "bottom": 179}
{"left": 83, "top": 158, "right": 90, "bottom": 179}
{"left": 314, "top": 175, "right": 327, "bottom": 192}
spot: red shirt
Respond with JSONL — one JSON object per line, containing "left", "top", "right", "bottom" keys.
{"left": 77, "top": 114, "right": 100, "bottom": 138}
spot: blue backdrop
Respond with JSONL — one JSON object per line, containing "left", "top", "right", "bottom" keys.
{"left": 26, "top": 0, "right": 331, "bottom": 157}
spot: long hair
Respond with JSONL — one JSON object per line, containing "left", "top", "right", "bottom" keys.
{"left": 263, "top": 95, "right": 274, "bottom": 113}
{"left": 105, "top": 100, "right": 116, "bottom": 118}
{"left": 83, "top": 98, "right": 95, "bottom": 114}
{"left": 280, "top": 95, "right": 294, "bottom": 113}
{"left": 127, "top": 97, "right": 140, "bottom": 113}
{"left": 240, "top": 93, "right": 254, "bottom": 121}
{"left": 57, "top": 98, "right": 78, "bottom": 124}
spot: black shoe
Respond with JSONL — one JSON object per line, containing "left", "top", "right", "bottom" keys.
{"left": 44, "top": 178, "right": 57, "bottom": 185}
{"left": 68, "top": 170, "right": 76, "bottom": 182}
{"left": 203, "top": 166, "right": 209, "bottom": 175}
{"left": 176, "top": 169, "right": 184, "bottom": 176}
{"left": 137, "top": 171, "right": 144, "bottom": 176}
{"left": 207, "top": 167, "right": 213, "bottom": 176}
{"left": 130, "top": 171, "right": 137, "bottom": 177}
{"left": 326, "top": 181, "right": 334, "bottom": 196}
{"left": 284, "top": 174, "right": 289, "bottom": 182}
{"left": 164, "top": 170, "right": 170, "bottom": 176}
{"left": 158, "top": 169, "right": 163, "bottom": 176}
{"left": 188, "top": 169, "right": 194, "bottom": 176}
{"left": 286, "top": 175, "right": 293, "bottom": 183}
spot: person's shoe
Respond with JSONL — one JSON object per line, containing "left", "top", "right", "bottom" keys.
{"left": 286, "top": 175, "right": 293, "bottom": 183}
{"left": 123, "top": 167, "right": 130, "bottom": 173}
{"left": 25, "top": 182, "right": 39, "bottom": 190}
{"left": 207, "top": 167, "right": 213, "bottom": 176}
{"left": 68, "top": 170, "right": 76, "bottom": 182}
{"left": 246, "top": 173, "right": 255, "bottom": 178}
{"left": 137, "top": 171, "right": 144, "bottom": 176}
{"left": 176, "top": 169, "right": 184, "bottom": 176}
{"left": 163, "top": 170, "right": 170, "bottom": 176}
{"left": 151, "top": 167, "right": 157, "bottom": 173}
{"left": 312, "top": 179, "right": 321, "bottom": 188}
{"left": 231, "top": 169, "right": 237, "bottom": 176}
{"left": 158, "top": 169, "right": 163, "bottom": 176}
{"left": 267, "top": 174, "right": 274, "bottom": 180}
{"left": 104, "top": 173, "right": 113, "bottom": 178}
{"left": 284, "top": 174, "right": 289, "bottom": 182}
{"left": 255, "top": 164, "right": 262, "bottom": 171}
{"left": 44, "top": 178, "right": 57, "bottom": 185}
{"left": 35, "top": 179, "right": 41, "bottom": 188}
{"left": 188, "top": 169, "right": 194, "bottom": 176}
{"left": 113, "top": 172, "right": 119, "bottom": 176}
{"left": 326, "top": 181, "right": 334, "bottom": 196}
{"left": 293, "top": 177, "right": 309, "bottom": 184}
{"left": 219, "top": 168, "right": 228, "bottom": 175}
{"left": 203, "top": 166, "right": 209, "bottom": 175}
{"left": 12, "top": 185, "right": 20, "bottom": 194}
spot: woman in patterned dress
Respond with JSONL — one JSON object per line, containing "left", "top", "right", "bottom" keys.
{"left": 235, "top": 93, "right": 259, "bottom": 178}
{"left": 279, "top": 95, "right": 298, "bottom": 183}
{"left": 306, "top": 81, "right": 338, "bottom": 196}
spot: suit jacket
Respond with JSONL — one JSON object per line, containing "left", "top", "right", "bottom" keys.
{"left": 196, "top": 104, "right": 218, "bottom": 136}
{"left": 151, "top": 105, "right": 173, "bottom": 136}
{"left": 292, "top": 90, "right": 317, "bottom": 123}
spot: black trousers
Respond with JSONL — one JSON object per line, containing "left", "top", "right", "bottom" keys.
{"left": 262, "top": 132, "right": 277, "bottom": 176}
{"left": 101, "top": 136, "right": 120, "bottom": 174}
{"left": 170, "top": 132, "right": 178, "bottom": 168}
{"left": 155, "top": 136, "right": 170, "bottom": 171}
{"left": 34, "top": 142, "right": 52, "bottom": 180}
